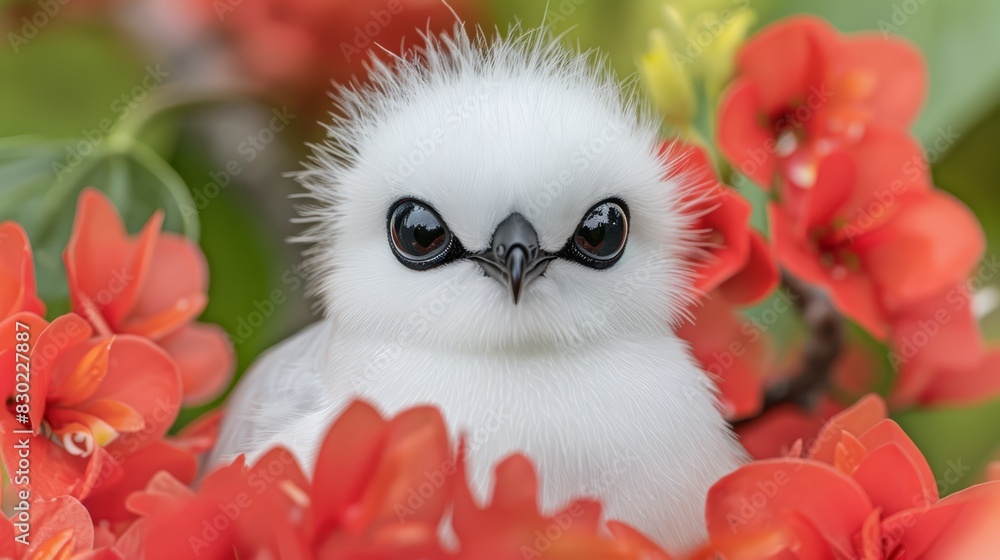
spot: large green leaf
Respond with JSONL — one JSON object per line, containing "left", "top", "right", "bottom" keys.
{"left": 0, "top": 139, "right": 199, "bottom": 301}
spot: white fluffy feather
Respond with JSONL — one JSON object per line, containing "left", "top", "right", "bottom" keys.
{"left": 212, "top": 25, "right": 745, "bottom": 552}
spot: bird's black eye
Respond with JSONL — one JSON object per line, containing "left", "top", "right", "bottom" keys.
{"left": 388, "top": 199, "right": 464, "bottom": 270}
{"left": 559, "top": 199, "right": 629, "bottom": 269}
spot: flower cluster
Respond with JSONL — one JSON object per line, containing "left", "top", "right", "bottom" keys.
{"left": 650, "top": 15, "right": 1000, "bottom": 421}
{"left": 702, "top": 396, "right": 1000, "bottom": 558}
{"left": 10, "top": 396, "right": 999, "bottom": 559}
{"left": 0, "top": 189, "right": 232, "bottom": 544}
{"left": 715, "top": 17, "right": 999, "bottom": 407}
{"left": 2, "top": 399, "right": 673, "bottom": 559}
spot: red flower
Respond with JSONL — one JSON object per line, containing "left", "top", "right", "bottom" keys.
{"left": 605, "top": 522, "right": 675, "bottom": 560}
{"left": 666, "top": 142, "right": 777, "bottom": 303}
{"left": 666, "top": 143, "right": 778, "bottom": 419}
{"left": 718, "top": 16, "right": 925, "bottom": 193}
{"left": 310, "top": 401, "right": 454, "bottom": 557}
{"left": 704, "top": 394, "right": 1000, "bottom": 558}
{"left": 773, "top": 186, "right": 984, "bottom": 337}
{"left": 125, "top": 449, "right": 311, "bottom": 560}
{"left": 887, "top": 287, "right": 1000, "bottom": 407}
{"left": 453, "top": 446, "right": 660, "bottom": 560}
{"left": 65, "top": 188, "right": 233, "bottom": 406}
{"left": 201, "top": 0, "right": 480, "bottom": 113}
{"left": 678, "top": 296, "right": 775, "bottom": 420}
{"left": 0, "top": 496, "right": 102, "bottom": 560}
{"left": 128, "top": 401, "right": 456, "bottom": 559}
{"left": 735, "top": 399, "right": 842, "bottom": 461}
{"left": 82, "top": 439, "right": 198, "bottom": 530}
{"left": 718, "top": 17, "right": 983, "bottom": 339}
{"left": 0, "top": 222, "right": 44, "bottom": 321}
{"left": 126, "top": 400, "right": 681, "bottom": 559}
{"left": 0, "top": 312, "right": 182, "bottom": 500}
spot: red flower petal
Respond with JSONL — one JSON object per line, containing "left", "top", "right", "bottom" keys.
{"left": 310, "top": 403, "right": 454, "bottom": 560}
{"left": 159, "top": 323, "right": 234, "bottom": 405}
{"left": 736, "top": 404, "right": 827, "bottom": 460}
{"left": 807, "top": 394, "right": 886, "bottom": 464}
{"left": 858, "top": 508, "right": 883, "bottom": 560}
{"left": 771, "top": 205, "right": 888, "bottom": 336}
{"left": 706, "top": 459, "right": 873, "bottom": 556}
{"left": 606, "top": 522, "right": 673, "bottom": 559}
{"left": 0, "top": 312, "right": 53, "bottom": 425}
{"left": 123, "top": 469, "right": 194, "bottom": 517}
{"left": 889, "top": 288, "right": 984, "bottom": 391}
{"left": 836, "top": 127, "right": 930, "bottom": 234}
{"left": 917, "top": 348, "right": 1000, "bottom": 406}
{"left": 665, "top": 142, "right": 754, "bottom": 295}
{"left": 135, "top": 449, "right": 310, "bottom": 560}
{"left": 701, "top": 516, "right": 818, "bottom": 560}
{"left": 832, "top": 431, "right": 867, "bottom": 475}
{"left": 789, "top": 148, "right": 855, "bottom": 236}
{"left": 858, "top": 190, "right": 984, "bottom": 313}
{"left": 123, "top": 234, "right": 208, "bottom": 340}
{"left": 0, "top": 221, "right": 45, "bottom": 320}
{"left": 889, "top": 481, "right": 1000, "bottom": 558}
{"left": 87, "top": 335, "right": 182, "bottom": 456}
{"left": 832, "top": 34, "right": 927, "bottom": 129}
{"left": 311, "top": 400, "right": 387, "bottom": 537}
{"left": 851, "top": 442, "right": 932, "bottom": 516}
{"left": 65, "top": 188, "right": 161, "bottom": 330}
{"left": 716, "top": 231, "right": 780, "bottom": 305}
{"left": 735, "top": 16, "right": 836, "bottom": 115}
{"left": 348, "top": 406, "right": 452, "bottom": 530}
{"left": 453, "top": 450, "right": 616, "bottom": 560}
{"left": 693, "top": 189, "right": 752, "bottom": 293}
{"left": 46, "top": 411, "right": 120, "bottom": 449}
{"left": 679, "top": 296, "right": 773, "bottom": 420}
{"left": 76, "top": 399, "right": 146, "bottom": 434}
{"left": 83, "top": 439, "right": 198, "bottom": 525}
{"left": 24, "top": 496, "right": 94, "bottom": 559}
{"left": 856, "top": 419, "right": 937, "bottom": 504}
{"left": 49, "top": 337, "right": 113, "bottom": 408}
{"left": 717, "top": 81, "right": 778, "bottom": 188}
{"left": 0, "top": 415, "right": 117, "bottom": 499}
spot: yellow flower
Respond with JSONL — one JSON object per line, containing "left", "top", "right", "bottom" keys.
{"left": 639, "top": 27, "right": 697, "bottom": 128}
{"left": 639, "top": 1, "right": 756, "bottom": 128}
{"left": 700, "top": 7, "right": 756, "bottom": 97}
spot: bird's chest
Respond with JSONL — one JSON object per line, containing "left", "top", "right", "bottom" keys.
{"left": 321, "top": 332, "right": 735, "bottom": 508}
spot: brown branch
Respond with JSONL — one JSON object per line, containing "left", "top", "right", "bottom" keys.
{"left": 733, "top": 271, "right": 844, "bottom": 427}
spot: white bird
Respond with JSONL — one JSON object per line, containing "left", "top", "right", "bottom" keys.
{"left": 212, "top": 25, "right": 746, "bottom": 552}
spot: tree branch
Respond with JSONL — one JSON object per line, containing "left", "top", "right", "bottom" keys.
{"left": 733, "top": 271, "right": 844, "bottom": 427}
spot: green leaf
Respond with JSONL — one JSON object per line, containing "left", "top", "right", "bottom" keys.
{"left": 0, "top": 138, "right": 199, "bottom": 303}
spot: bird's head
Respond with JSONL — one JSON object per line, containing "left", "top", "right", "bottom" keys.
{"left": 297, "top": 27, "right": 701, "bottom": 353}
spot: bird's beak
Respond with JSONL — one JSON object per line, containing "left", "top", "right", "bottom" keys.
{"left": 470, "top": 213, "right": 554, "bottom": 304}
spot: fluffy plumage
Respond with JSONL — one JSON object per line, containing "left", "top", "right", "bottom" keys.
{"left": 212, "top": 25, "right": 746, "bottom": 552}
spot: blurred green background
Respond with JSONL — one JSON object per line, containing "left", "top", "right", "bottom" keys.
{"left": 2, "top": 0, "right": 999, "bottom": 492}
